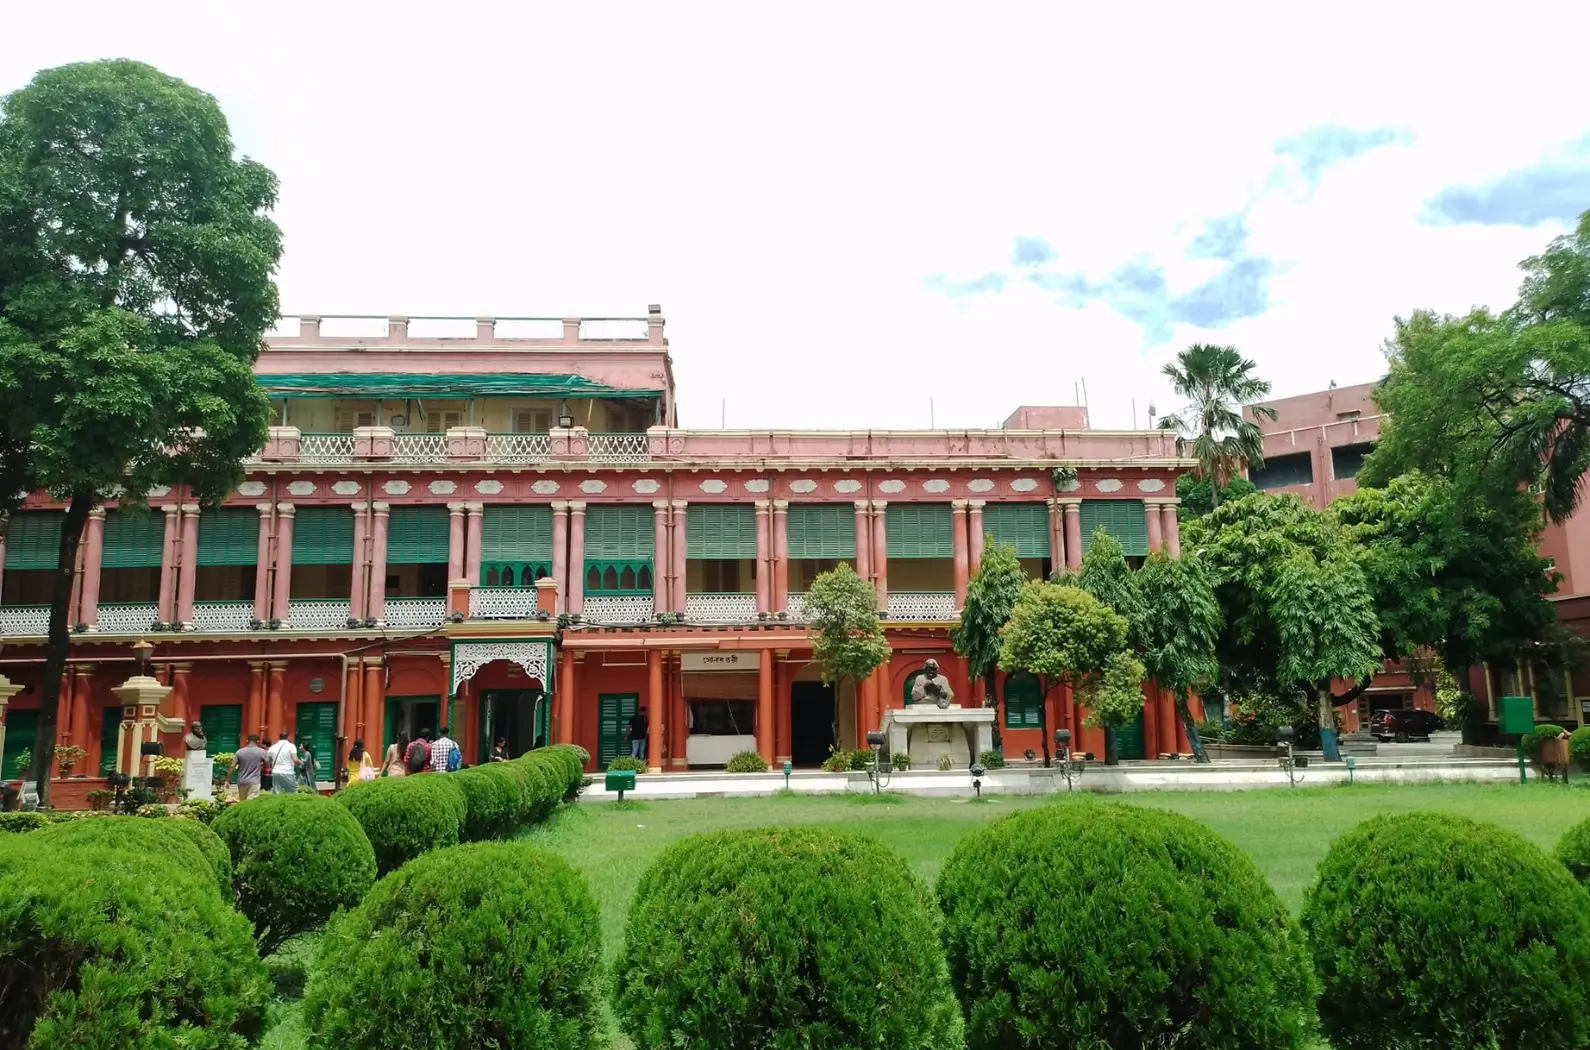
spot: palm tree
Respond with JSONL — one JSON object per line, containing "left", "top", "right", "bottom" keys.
{"left": 1157, "top": 344, "right": 1276, "bottom": 508}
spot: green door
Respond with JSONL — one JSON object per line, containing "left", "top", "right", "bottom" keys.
{"left": 383, "top": 696, "right": 441, "bottom": 754}
{"left": 3, "top": 710, "right": 38, "bottom": 780}
{"left": 1115, "top": 708, "right": 1147, "bottom": 760}
{"left": 598, "top": 693, "right": 639, "bottom": 770}
{"left": 100, "top": 706, "right": 124, "bottom": 775}
{"left": 295, "top": 702, "right": 338, "bottom": 775}
{"left": 1002, "top": 673, "right": 1044, "bottom": 729}
{"left": 200, "top": 704, "right": 245, "bottom": 751}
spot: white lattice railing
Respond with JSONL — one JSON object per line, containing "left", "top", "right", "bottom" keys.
{"left": 784, "top": 594, "right": 807, "bottom": 621}
{"left": 470, "top": 588, "right": 538, "bottom": 619}
{"left": 586, "top": 432, "right": 650, "bottom": 465}
{"left": 191, "top": 601, "right": 255, "bottom": 631}
{"left": 287, "top": 599, "right": 353, "bottom": 629}
{"left": 685, "top": 592, "right": 758, "bottom": 623}
{"left": 298, "top": 433, "right": 358, "bottom": 463}
{"left": 96, "top": 603, "right": 161, "bottom": 633}
{"left": 390, "top": 433, "right": 449, "bottom": 463}
{"left": 887, "top": 591, "right": 958, "bottom": 621}
{"left": 384, "top": 597, "right": 446, "bottom": 628}
{"left": 582, "top": 594, "right": 654, "bottom": 623}
{"left": 0, "top": 606, "right": 49, "bottom": 634}
{"left": 483, "top": 433, "right": 552, "bottom": 463}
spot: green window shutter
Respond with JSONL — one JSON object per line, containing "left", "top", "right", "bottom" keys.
{"left": 1003, "top": 673, "right": 1044, "bottom": 729}
{"left": 387, "top": 506, "right": 450, "bottom": 563}
{"left": 295, "top": 702, "right": 338, "bottom": 773}
{"left": 886, "top": 503, "right": 954, "bottom": 558}
{"left": 584, "top": 505, "right": 654, "bottom": 558}
{"left": 481, "top": 506, "right": 553, "bottom": 560}
{"left": 200, "top": 704, "right": 244, "bottom": 752}
{"left": 1079, "top": 499, "right": 1149, "bottom": 557}
{"left": 102, "top": 511, "right": 166, "bottom": 568}
{"left": 292, "top": 507, "right": 354, "bottom": 564}
{"left": 687, "top": 504, "right": 756, "bottom": 559}
{"left": 1115, "top": 708, "right": 1147, "bottom": 760}
{"left": 785, "top": 504, "right": 856, "bottom": 559}
{"left": 7, "top": 511, "right": 64, "bottom": 570}
{"left": 983, "top": 503, "right": 1051, "bottom": 559}
{"left": 597, "top": 693, "right": 638, "bottom": 769}
{"left": 100, "top": 706, "right": 123, "bottom": 775}
{"left": 197, "top": 508, "right": 259, "bottom": 566}
{"left": 2, "top": 709, "right": 37, "bottom": 780}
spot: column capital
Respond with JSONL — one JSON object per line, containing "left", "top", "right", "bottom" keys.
{"left": 1158, "top": 497, "right": 1181, "bottom": 507}
{"left": 551, "top": 500, "right": 570, "bottom": 512}
{"left": 652, "top": 499, "right": 671, "bottom": 510}
{"left": 163, "top": 504, "right": 183, "bottom": 517}
{"left": 670, "top": 499, "right": 688, "bottom": 509}
{"left": 951, "top": 499, "right": 969, "bottom": 510}
{"left": 870, "top": 499, "right": 888, "bottom": 511}
{"left": 1142, "top": 498, "right": 1163, "bottom": 508}
{"left": 772, "top": 499, "right": 789, "bottom": 511}
{"left": 1057, "top": 497, "right": 1083, "bottom": 509}
{"left": 254, "top": 503, "right": 274, "bottom": 515}
{"left": 569, "top": 501, "right": 587, "bottom": 512}
{"left": 275, "top": 503, "right": 297, "bottom": 517}
{"left": 247, "top": 660, "right": 268, "bottom": 670}
{"left": 169, "top": 662, "right": 193, "bottom": 673}
{"left": 180, "top": 503, "right": 200, "bottom": 515}
{"left": 446, "top": 501, "right": 466, "bottom": 513}
{"left": 967, "top": 499, "right": 986, "bottom": 510}
{"left": 755, "top": 499, "right": 772, "bottom": 511}
{"left": 88, "top": 507, "right": 106, "bottom": 520}
{"left": 72, "top": 663, "right": 95, "bottom": 677}
{"left": 854, "top": 500, "right": 870, "bottom": 511}
{"left": 464, "top": 502, "right": 484, "bottom": 514}
{"left": 371, "top": 501, "right": 390, "bottom": 515}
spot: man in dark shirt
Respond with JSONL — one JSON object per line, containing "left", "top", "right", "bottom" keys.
{"left": 628, "top": 707, "right": 649, "bottom": 760}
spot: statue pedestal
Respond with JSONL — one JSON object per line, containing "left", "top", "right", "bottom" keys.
{"left": 883, "top": 705, "right": 995, "bottom": 770}
{"left": 184, "top": 751, "right": 214, "bottom": 801}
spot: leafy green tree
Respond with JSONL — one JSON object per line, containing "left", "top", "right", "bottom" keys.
{"left": 1157, "top": 343, "right": 1277, "bottom": 508}
{"left": 0, "top": 61, "right": 280, "bottom": 805}
{"left": 950, "top": 538, "right": 1026, "bottom": 754}
{"left": 998, "top": 582, "right": 1135, "bottom": 766}
{"left": 805, "top": 563, "right": 891, "bottom": 744}
{"left": 1070, "top": 529, "right": 1145, "bottom": 763}
{"left": 1174, "top": 471, "right": 1256, "bottom": 520}
{"left": 1136, "top": 552, "right": 1222, "bottom": 762}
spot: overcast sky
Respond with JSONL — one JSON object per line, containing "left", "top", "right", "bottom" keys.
{"left": 6, "top": 2, "right": 1590, "bottom": 430}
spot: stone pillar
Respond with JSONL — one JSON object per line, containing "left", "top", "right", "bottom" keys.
{"left": 567, "top": 503, "right": 586, "bottom": 615}
{"left": 78, "top": 509, "right": 106, "bottom": 629}
{"left": 447, "top": 502, "right": 466, "bottom": 582}
{"left": 669, "top": 653, "right": 689, "bottom": 770}
{"left": 653, "top": 501, "right": 671, "bottom": 615}
{"left": 70, "top": 665, "right": 92, "bottom": 751}
{"left": 557, "top": 648, "right": 576, "bottom": 745}
{"left": 1159, "top": 687, "right": 1179, "bottom": 759}
{"left": 671, "top": 500, "right": 688, "bottom": 613}
{"left": 1061, "top": 498, "right": 1082, "bottom": 571}
{"left": 754, "top": 501, "right": 772, "bottom": 614}
{"left": 951, "top": 500, "right": 970, "bottom": 610}
{"left": 1145, "top": 499, "right": 1164, "bottom": 553}
{"left": 968, "top": 500, "right": 985, "bottom": 571}
{"left": 853, "top": 500, "right": 872, "bottom": 585}
{"left": 266, "top": 664, "right": 285, "bottom": 740}
{"left": 1161, "top": 499, "right": 1181, "bottom": 558}
{"left": 253, "top": 504, "right": 273, "bottom": 621}
{"left": 247, "top": 662, "right": 266, "bottom": 740}
{"left": 646, "top": 647, "right": 664, "bottom": 773}
{"left": 176, "top": 504, "right": 200, "bottom": 626}
{"left": 158, "top": 505, "right": 181, "bottom": 624}
{"left": 771, "top": 500, "right": 788, "bottom": 613}
{"left": 364, "top": 659, "right": 386, "bottom": 751}
{"left": 170, "top": 664, "right": 192, "bottom": 728}
{"left": 757, "top": 649, "right": 774, "bottom": 764}
{"left": 271, "top": 504, "right": 295, "bottom": 624}
{"left": 349, "top": 502, "right": 368, "bottom": 622}
{"left": 1047, "top": 498, "right": 1065, "bottom": 572}
{"left": 368, "top": 503, "right": 390, "bottom": 623}
{"left": 551, "top": 502, "right": 569, "bottom": 612}
{"left": 1141, "top": 680, "right": 1159, "bottom": 758}
{"left": 464, "top": 503, "right": 484, "bottom": 585}
{"left": 346, "top": 659, "right": 364, "bottom": 744}
{"left": 871, "top": 501, "right": 889, "bottom": 611}
{"left": 774, "top": 652, "right": 792, "bottom": 765}
{"left": 57, "top": 672, "right": 74, "bottom": 749}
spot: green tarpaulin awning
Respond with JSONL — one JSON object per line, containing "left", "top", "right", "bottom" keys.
{"left": 257, "top": 373, "right": 659, "bottom": 399}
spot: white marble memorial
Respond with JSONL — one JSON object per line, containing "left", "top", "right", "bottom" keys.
{"left": 883, "top": 705, "right": 995, "bottom": 769}
{"left": 183, "top": 751, "right": 214, "bottom": 801}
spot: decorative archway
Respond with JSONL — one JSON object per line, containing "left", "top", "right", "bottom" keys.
{"left": 449, "top": 639, "right": 553, "bottom": 696}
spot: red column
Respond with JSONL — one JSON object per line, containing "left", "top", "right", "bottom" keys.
{"left": 1159, "top": 687, "right": 1179, "bottom": 758}
{"left": 266, "top": 664, "right": 286, "bottom": 739}
{"left": 73, "top": 667, "right": 95, "bottom": 751}
{"left": 157, "top": 505, "right": 180, "bottom": 624}
{"left": 556, "top": 648, "right": 575, "bottom": 745}
{"left": 1047, "top": 498, "right": 1065, "bottom": 573}
{"left": 670, "top": 654, "right": 689, "bottom": 770}
{"left": 1062, "top": 500, "right": 1082, "bottom": 571}
{"left": 968, "top": 500, "right": 985, "bottom": 571}
{"left": 247, "top": 662, "right": 266, "bottom": 740}
{"left": 1145, "top": 500, "right": 1164, "bottom": 553}
{"left": 757, "top": 649, "right": 774, "bottom": 763}
{"left": 464, "top": 504, "right": 483, "bottom": 585}
{"left": 646, "top": 648, "right": 664, "bottom": 772}
{"left": 364, "top": 660, "right": 386, "bottom": 752}
{"left": 170, "top": 664, "right": 191, "bottom": 728}
{"left": 176, "top": 505, "right": 200, "bottom": 625}
{"left": 551, "top": 502, "right": 569, "bottom": 613}
{"left": 368, "top": 503, "right": 390, "bottom": 623}
{"left": 1162, "top": 501, "right": 1181, "bottom": 559}
{"left": 853, "top": 500, "right": 872, "bottom": 585}
{"left": 754, "top": 501, "right": 772, "bottom": 614}
{"left": 951, "top": 500, "right": 970, "bottom": 610}
{"left": 447, "top": 502, "right": 467, "bottom": 582}
{"left": 271, "top": 504, "right": 295, "bottom": 624}
{"left": 349, "top": 502, "right": 368, "bottom": 622}
{"left": 871, "top": 501, "right": 888, "bottom": 611}
{"left": 346, "top": 659, "right": 364, "bottom": 746}
{"left": 653, "top": 501, "right": 671, "bottom": 615}
{"left": 1141, "top": 680, "right": 1159, "bottom": 758}
{"left": 1173, "top": 691, "right": 1191, "bottom": 754}
{"left": 775, "top": 654, "right": 792, "bottom": 764}
{"left": 252, "top": 504, "right": 273, "bottom": 621}
{"left": 567, "top": 503, "right": 585, "bottom": 615}
{"left": 78, "top": 510, "right": 106, "bottom": 628}
{"left": 771, "top": 500, "right": 788, "bottom": 613}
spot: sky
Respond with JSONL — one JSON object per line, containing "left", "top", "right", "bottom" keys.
{"left": 5, "top": 2, "right": 1590, "bottom": 430}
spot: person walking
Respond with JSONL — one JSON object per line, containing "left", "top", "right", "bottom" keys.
{"left": 382, "top": 733, "right": 410, "bottom": 777}
{"left": 226, "top": 734, "right": 269, "bottom": 801}
{"left": 266, "top": 733, "right": 300, "bottom": 794}
{"left": 405, "top": 729, "right": 433, "bottom": 774}
{"left": 349, "top": 739, "right": 377, "bottom": 782}
{"left": 627, "top": 706, "right": 649, "bottom": 760}
{"left": 299, "top": 741, "right": 320, "bottom": 792}
{"left": 430, "top": 725, "right": 460, "bottom": 773}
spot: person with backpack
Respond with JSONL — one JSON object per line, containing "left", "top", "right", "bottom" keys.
{"left": 430, "top": 725, "right": 461, "bottom": 773}
{"left": 405, "top": 729, "right": 433, "bottom": 774}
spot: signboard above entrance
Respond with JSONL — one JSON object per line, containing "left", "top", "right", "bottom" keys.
{"left": 682, "top": 651, "right": 762, "bottom": 672}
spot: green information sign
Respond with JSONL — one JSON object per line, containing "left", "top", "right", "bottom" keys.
{"left": 1498, "top": 696, "right": 1535, "bottom": 784}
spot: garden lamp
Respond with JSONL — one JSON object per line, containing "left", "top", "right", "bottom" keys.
{"left": 782, "top": 760, "right": 792, "bottom": 790}
{"left": 970, "top": 761, "right": 986, "bottom": 798}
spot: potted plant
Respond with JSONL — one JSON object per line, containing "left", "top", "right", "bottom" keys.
{"left": 54, "top": 744, "right": 87, "bottom": 777}
{"left": 85, "top": 788, "right": 114, "bottom": 812}
{"left": 11, "top": 747, "right": 31, "bottom": 782}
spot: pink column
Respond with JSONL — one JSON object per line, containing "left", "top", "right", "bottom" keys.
{"left": 550, "top": 502, "right": 569, "bottom": 611}
{"left": 253, "top": 504, "right": 273, "bottom": 620}
{"left": 1162, "top": 500, "right": 1181, "bottom": 558}
{"left": 158, "top": 504, "right": 181, "bottom": 624}
{"left": 447, "top": 502, "right": 466, "bottom": 581}
{"left": 271, "top": 504, "right": 295, "bottom": 623}
{"left": 567, "top": 502, "right": 586, "bottom": 615}
{"left": 671, "top": 500, "right": 688, "bottom": 613}
{"left": 968, "top": 500, "right": 985, "bottom": 570}
{"left": 78, "top": 509, "right": 106, "bottom": 628}
{"left": 1145, "top": 500, "right": 1164, "bottom": 553}
{"left": 754, "top": 500, "right": 772, "bottom": 614}
{"left": 853, "top": 500, "right": 872, "bottom": 584}
{"left": 464, "top": 503, "right": 483, "bottom": 585}
{"left": 349, "top": 501, "right": 368, "bottom": 621}
{"left": 1062, "top": 499, "right": 1082, "bottom": 572}
{"left": 951, "top": 500, "right": 969, "bottom": 610}
{"left": 176, "top": 504, "right": 200, "bottom": 625}
{"left": 653, "top": 500, "right": 671, "bottom": 615}
{"left": 772, "top": 500, "right": 788, "bottom": 612}
{"left": 368, "top": 502, "right": 390, "bottom": 622}
{"left": 1047, "top": 498, "right": 1065, "bottom": 574}
{"left": 871, "top": 501, "right": 888, "bottom": 610}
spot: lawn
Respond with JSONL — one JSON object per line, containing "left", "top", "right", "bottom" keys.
{"left": 264, "top": 781, "right": 1590, "bottom": 1047}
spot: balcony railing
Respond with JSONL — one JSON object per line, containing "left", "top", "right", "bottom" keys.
{"left": 0, "top": 606, "right": 49, "bottom": 635}
{"left": 482, "top": 433, "right": 552, "bottom": 464}
{"left": 886, "top": 591, "right": 958, "bottom": 621}
{"left": 287, "top": 599, "right": 353, "bottom": 629}
{"left": 685, "top": 593, "right": 758, "bottom": 623}
{"left": 587, "top": 432, "right": 650, "bottom": 465}
{"left": 470, "top": 588, "right": 538, "bottom": 619}
{"left": 582, "top": 595, "right": 653, "bottom": 624}
{"left": 384, "top": 597, "right": 447, "bottom": 628}
{"left": 191, "top": 601, "right": 255, "bottom": 631}
{"left": 298, "top": 433, "right": 358, "bottom": 463}
{"left": 97, "top": 602, "right": 161, "bottom": 633}
{"left": 389, "top": 434, "right": 449, "bottom": 463}
{"left": 784, "top": 594, "right": 807, "bottom": 621}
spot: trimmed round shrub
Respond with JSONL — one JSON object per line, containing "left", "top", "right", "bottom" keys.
{"left": 213, "top": 793, "right": 376, "bottom": 952}
{"left": 304, "top": 841, "right": 602, "bottom": 1050}
{"left": 0, "top": 836, "right": 268, "bottom": 1048}
{"left": 1570, "top": 726, "right": 1590, "bottom": 770}
{"left": 724, "top": 750, "right": 769, "bottom": 773}
{"left": 167, "top": 816, "right": 232, "bottom": 891}
{"left": 452, "top": 764, "right": 520, "bottom": 840}
{"left": 1302, "top": 812, "right": 1590, "bottom": 1050}
{"left": 335, "top": 773, "right": 465, "bottom": 875}
{"left": 937, "top": 801, "right": 1316, "bottom": 1050}
{"left": 36, "top": 813, "right": 230, "bottom": 897}
{"left": 614, "top": 826, "right": 963, "bottom": 1050}
{"left": 606, "top": 755, "right": 647, "bottom": 773}
{"left": 1559, "top": 816, "right": 1590, "bottom": 884}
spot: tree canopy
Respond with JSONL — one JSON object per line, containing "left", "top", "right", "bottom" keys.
{"left": 1135, "top": 552, "right": 1223, "bottom": 760}
{"left": 805, "top": 563, "right": 891, "bottom": 703}
{"left": 950, "top": 539, "right": 1026, "bottom": 750}
{"left": 1157, "top": 343, "right": 1276, "bottom": 508}
{"left": 1175, "top": 471, "right": 1256, "bottom": 520}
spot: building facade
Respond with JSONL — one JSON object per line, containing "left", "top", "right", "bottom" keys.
{"left": 0, "top": 310, "right": 1202, "bottom": 799}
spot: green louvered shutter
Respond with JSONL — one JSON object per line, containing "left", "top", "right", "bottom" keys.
{"left": 199, "top": 704, "right": 244, "bottom": 751}
{"left": 886, "top": 503, "right": 954, "bottom": 558}
{"left": 598, "top": 693, "right": 638, "bottom": 769}
{"left": 585, "top": 506, "right": 654, "bottom": 557}
{"left": 983, "top": 503, "right": 1051, "bottom": 558}
{"left": 1115, "top": 707, "right": 1147, "bottom": 760}
{"left": 295, "top": 702, "right": 338, "bottom": 773}
{"left": 292, "top": 507, "right": 354, "bottom": 564}
{"left": 387, "top": 506, "right": 450, "bottom": 563}
{"left": 481, "top": 506, "right": 553, "bottom": 560}
{"left": 3, "top": 710, "right": 37, "bottom": 780}
{"left": 687, "top": 504, "right": 756, "bottom": 559}
{"left": 99, "top": 706, "right": 123, "bottom": 775}
{"left": 785, "top": 504, "right": 856, "bottom": 559}
{"left": 102, "top": 511, "right": 166, "bottom": 568}
{"left": 197, "top": 508, "right": 258, "bottom": 565}
{"left": 7, "top": 511, "right": 64, "bottom": 570}
{"left": 1079, "top": 499, "right": 1149, "bottom": 556}
{"left": 1003, "top": 672, "right": 1044, "bottom": 728}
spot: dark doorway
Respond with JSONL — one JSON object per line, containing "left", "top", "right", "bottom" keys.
{"left": 790, "top": 681, "right": 836, "bottom": 767}
{"left": 479, "top": 689, "right": 548, "bottom": 762}
{"left": 384, "top": 696, "right": 440, "bottom": 753}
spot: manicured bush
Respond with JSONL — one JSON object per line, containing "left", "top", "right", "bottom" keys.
{"left": 1522, "top": 723, "right": 1567, "bottom": 761}
{"left": 335, "top": 773, "right": 465, "bottom": 875}
{"left": 36, "top": 813, "right": 231, "bottom": 897}
{"left": 0, "top": 811, "right": 56, "bottom": 833}
{"left": 0, "top": 836, "right": 268, "bottom": 1048}
{"left": 977, "top": 749, "right": 1004, "bottom": 769}
{"left": 606, "top": 755, "right": 647, "bottom": 773}
{"left": 938, "top": 801, "right": 1315, "bottom": 1050}
{"left": 544, "top": 744, "right": 589, "bottom": 795}
{"left": 819, "top": 747, "right": 873, "bottom": 772}
{"left": 724, "top": 749, "right": 769, "bottom": 773}
{"left": 1570, "top": 725, "right": 1590, "bottom": 770}
{"left": 304, "top": 841, "right": 603, "bottom": 1050}
{"left": 168, "top": 815, "right": 233, "bottom": 891}
{"left": 1558, "top": 816, "right": 1590, "bottom": 884}
{"left": 1302, "top": 812, "right": 1590, "bottom": 1050}
{"left": 614, "top": 826, "right": 963, "bottom": 1050}
{"left": 213, "top": 792, "right": 376, "bottom": 951}
{"left": 452, "top": 764, "right": 520, "bottom": 840}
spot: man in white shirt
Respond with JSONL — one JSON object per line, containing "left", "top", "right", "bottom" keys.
{"left": 266, "top": 733, "right": 300, "bottom": 794}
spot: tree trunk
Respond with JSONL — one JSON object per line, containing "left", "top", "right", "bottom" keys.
{"left": 984, "top": 669, "right": 1001, "bottom": 754}
{"left": 33, "top": 490, "right": 93, "bottom": 809}
{"left": 1103, "top": 725, "right": 1119, "bottom": 766}
{"left": 1039, "top": 678, "right": 1052, "bottom": 768}
{"left": 1175, "top": 691, "right": 1209, "bottom": 763}
{"left": 1316, "top": 682, "right": 1341, "bottom": 762}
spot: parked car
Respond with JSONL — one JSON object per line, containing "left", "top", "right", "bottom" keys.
{"left": 1369, "top": 708, "right": 1443, "bottom": 742}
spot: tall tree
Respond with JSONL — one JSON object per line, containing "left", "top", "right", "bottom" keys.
{"left": 804, "top": 563, "right": 891, "bottom": 745}
{"left": 950, "top": 538, "right": 1026, "bottom": 754}
{"left": 1070, "top": 529, "right": 1144, "bottom": 764}
{"left": 1157, "top": 343, "right": 1277, "bottom": 508}
{"left": 1136, "top": 552, "right": 1222, "bottom": 762}
{"left": 0, "top": 61, "right": 280, "bottom": 806}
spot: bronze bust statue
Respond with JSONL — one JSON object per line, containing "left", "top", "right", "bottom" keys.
{"left": 911, "top": 659, "right": 955, "bottom": 710}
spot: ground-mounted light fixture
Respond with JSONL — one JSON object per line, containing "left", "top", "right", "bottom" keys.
{"left": 1276, "top": 725, "right": 1303, "bottom": 787}
{"left": 970, "top": 761, "right": 986, "bottom": 798}
{"left": 782, "top": 759, "right": 792, "bottom": 791}
{"left": 864, "top": 730, "right": 889, "bottom": 794}
{"left": 1054, "top": 728, "right": 1086, "bottom": 791}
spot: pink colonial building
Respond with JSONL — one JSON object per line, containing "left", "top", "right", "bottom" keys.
{"left": 0, "top": 309, "right": 1201, "bottom": 803}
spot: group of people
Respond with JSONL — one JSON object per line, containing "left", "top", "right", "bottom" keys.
{"left": 223, "top": 732, "right": 323, "bottom": 799}
{"left": 223, "top": 725, "right": 512, "bottom": 798}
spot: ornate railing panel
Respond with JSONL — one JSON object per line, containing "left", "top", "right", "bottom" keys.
{"left": 886, "top": 591, "right": 958, "bottom": 621}
{"left": 286, "top": 599, "right": 353, "bottom": 629}
{"left": 297, "top": 434, "right": 358, "bottom": 463}
{"left": 685, "top": 593, "right": 758, "bottom": 623}
{"left": 470, "top": 588, "right": 538, "bottom": 619}
{"left": 482, "top": 433, "right": 552, "bottom": 463}
{"left": 581, "top": 595, "right": 653, "bottom": 623}
{"left": 0, "top": 606, "right": 50, "bottom": 635}
{"left": 389, "top": 434, "right": 449, "bottom": 463}
{"left": 586, "top": 432, "right": 651, "bottom": 465}
{"left": 97, "top": 603, "right": 161, "bottom": 633}
{"left": 191, "top": 601, "right": 255, "bottom": 631}
{"left": 383, "top": 597, "right": 446, "bottom": 628}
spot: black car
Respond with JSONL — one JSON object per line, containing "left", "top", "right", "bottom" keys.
{"left": 1369, "top": 708, "right": 1443, "bottom": 742}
